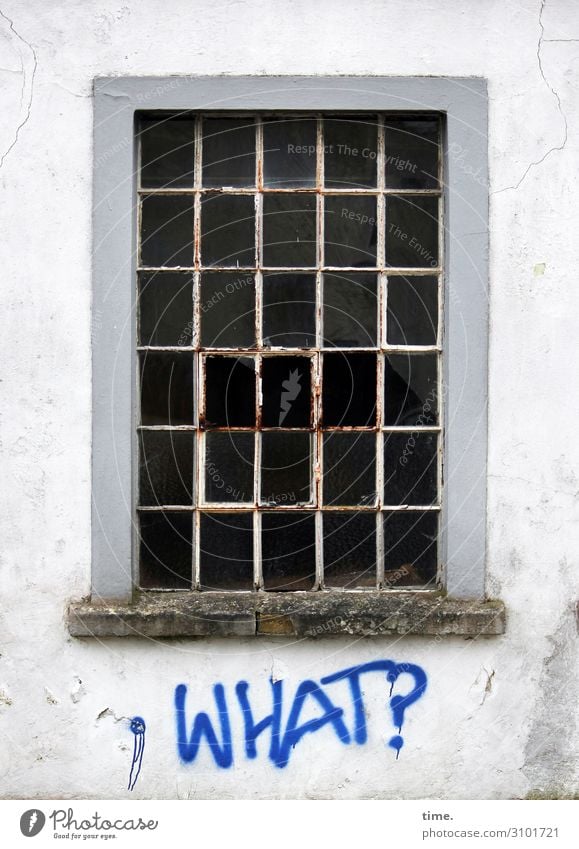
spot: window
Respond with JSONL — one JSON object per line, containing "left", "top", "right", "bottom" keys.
{"left": 73, "top": 77, "right": 502, "bottom": 638}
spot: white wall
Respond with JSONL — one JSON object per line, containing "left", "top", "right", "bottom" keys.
{"left": 1, "top": 0, "right": 578, "bottom": 799}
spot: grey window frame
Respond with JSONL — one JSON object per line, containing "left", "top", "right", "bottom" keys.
{"left": 81, "top": 76, "right": 497, "bottom": 636}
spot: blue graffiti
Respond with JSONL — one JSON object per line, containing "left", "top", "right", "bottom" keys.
{"left": 175, "top": 659, "right": 427, "bottom": 769}
{"left": 127, "top": 716, "right": 146, "bottom": 791}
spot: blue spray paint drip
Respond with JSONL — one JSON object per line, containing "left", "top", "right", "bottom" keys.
{"left": 128, "top": 716, "right": 146, "bottom": 791}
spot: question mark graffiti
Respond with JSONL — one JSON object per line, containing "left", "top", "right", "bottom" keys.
{"left": 387, "top": 664, "right": 427, "bottom": 759}
{"left": 128, "top": 716, "right": 146, "bottom": 791}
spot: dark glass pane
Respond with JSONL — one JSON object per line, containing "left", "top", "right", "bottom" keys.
{"left": 385, "top": 196, "right": 439, "bottom": 268}
{"left": 323, "top": 432, "right": 376, "bottom": 506}
{"left": 384, "top": 432, "right": 438, "bottom": 506}
{"left": 200, "top": 272, "right": 255, "bottom": 348}
{"left": 139, "top": 512, "right": 192, "bottom": 589}
{"left": 202, "top": 118, "right": 256, "bottom": 188}
{"left": 138, "top": 272, "right": 193, "bottom": 347}
{"left": 384, "top": 354, "right": 437, "bottom": 426}
{"left": 262, "top": 356, "right": 311, "bottom": 428}
{"left": 385, "top": 118, "right": 439, "bottom": 189}
{"left": 139, "top": 352, "right": 193, "bottom": 425}
{"left": 199, "top": 513, "right": 253, "bottom": 590}
{"left": 262, "top": 512, "right": 315, "bottom": 591}
{"left": 139, "top": 431, "right": 194, "bottom": 506}
{"left": 140, "top": 195, "right": 194, "bottom": 267}
{"left": 324, "top": 196, "right": 377, "bottom": 268}
{"left": 261, "top": 432, "right": 312, "bottom": 505}
{"left": 324, "top": 116, "right": 377, "bottom": 189}
{"left": 262, "top": 273, "right": 316, "bottom": 348}
{"left": 323, "top": 513, "right": 377, "bottom": 588}
{"left": 323, "top": 273, "right": 377, "bottom": 348}
{"left": 383, "top": 510, "right": 438, "bottom": 585}
{"left": 262, "top": 194, "right": 316, "bottom": 267}
{"left": 263, "top": 118, "right": 317, "bottom": 188}
{"left": 140, "top": 117, "right": 196, "bottom": 189}
{"left": 201, "top": 194, "right": 255, "bottom": 267}
{"left": 205, "top": 432, "right": 254, "bottom": 503}
{"left": 322, "top": 353, "right": 376, "bottom": 427}
{"left": 204, "top": 356, "right": 255, "bottom": 428}
{"left": 387, "top": 276, "right": 438, "bottom": 345}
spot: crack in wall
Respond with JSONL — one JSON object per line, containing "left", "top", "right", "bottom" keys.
{"left": 0, "top": 7, "right": 37, "bottom": 170}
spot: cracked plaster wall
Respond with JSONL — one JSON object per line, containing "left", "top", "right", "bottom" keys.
{"left": 0, "top": 0, "right": 578, "bottom": 799}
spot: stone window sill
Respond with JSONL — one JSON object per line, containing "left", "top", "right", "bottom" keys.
{"left": 68, "top": 592, "right": 506, "bottom": 638}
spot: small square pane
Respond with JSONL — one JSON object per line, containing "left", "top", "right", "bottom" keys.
{"left": 262, "top": 512, "right": 316, "bottom": 591}
{"left": 138, "top": 272, "right": 193, "bottom": 347}
{"left": 140, "top": 117, "right": 196, "bottom": 189}
{"left": 385, "top": 196, "right": 439, "bottom": 268}
{"left": 201, "top": 194, "right": 255, "bottom": 267}
{"left": 387, "top": 276, "right": 438, "bottom": 346}
{"left": 262, "top": 356, "right": 312, "bottom": 428}
{"left": 324, "top": 196, "right": 377, "bottom": 268}
{"left": 323, "top": 432, "right": 376, "bottom": 506}
{"left": 385, "top": 118, "right": 439, "bottom": 189}
{"left": 139, "top": 431, "right": 194, "bottom": 506}
{"left": 262, "top": 273, "right": 316, "bottom": 348}
{"left": 205, "top": 432, "right": 254, "bottom": 504}
{"left": 263, "top": 118, "right": 317, "bottom": 188}
{"left": 323, "top": 273, "right": 377, "bottom": 348}
{"left": 324, "top": 116, "right": 377, "bottom": 189}
{"left": 261, "top": 432, "right": 312, "bottom": 505}
{"left": 262, "top": 194, "right": 316, "bottom": 267}
{"left": 322, "top": 353, "right": 377, "bottom": 427}
{"left": 200, "top": 272, "right": 255, "bottom": 348}
{"left": 204, "top": 356, "right": 255, "bottom": 428}
{"left": 139, "top": 352, "right": 194, "bottom": 425}
{"left": 200, "top": 513, "right": 254, "bottom": 590}
{"left": 384, "top": 354, "right": 437, "bottom": 427}
{"left": 140, "top": 195, "right": 194, "bottom": 267}
{"left": 323, "top": 513, "right": 377, "bottom": 588}
{"left": 383, "top": 432, "right": 438, "bottom": 506}
{"left": 139, "top": 512, "right": 192, "bottom": 589}
{"left": 202, "top": 118, "right": 256, "bottom": 188}
{"left": 383, "top": 511, "right": 438, "bottom": 586}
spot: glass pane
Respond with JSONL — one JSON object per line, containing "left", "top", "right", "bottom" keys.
{"left": 323, "top": 431, "right": 376, "bottom": 506}
{"left": 139, "top": 512, "right": 192, "bottom": 589}
{"left": 202, "top": 118, "right": 256, "bottom": 188}
{"left": 205, "top": 432, "right": 254, "bottom": 504}
{"left": 384, "top": 354, "right": 437, "bottom": 426}
{"left": 138, "top": 272, "right": 193, "bottom": 347}
{"left": 139, "top": 352, "right": 194, "bottom": 425}
{"left": 323, "top": 273, "right": 377, "bottom": 348}
{"left": 262, "top": 512, "right": 316, "bottom": 591}
{"left": 139, "top": 431, "right": 194, "bottom": 506}
{"left": 199, "top": 513, "right": 253, "bottom": 590}
{"left": 204, "top": 356, "right": 255, "bottom": 428}
{"left": 201, "top": 194, "right": 255, "bottom": 267}
{"left": 322, "top": 353, "right": 377, "bottom": 427}
{"left": 323, "top": 513, "right": 377, "bottom": 588}
{"left": 324, "top": 196, "right": 377, "bottom": 268}
{"left": 387, "top": 276, "right": 438, "bottom": 346}
{"left": 385, "top": 118, "right": 439, "bottom": 189}
{"left": 383, "top": 511, "right": 438, "bottom": 586}
{"left": 383, "top": 432, "right": 438, "bottom": 506}
{"left": 140, "top": 117, "right": 196, "bottom": 189}
{"left": 261, "top": 432, "right": 312, "bottom": 505}
{"left": 200, "top": 272, "right": 255, "bottom": 348}
{"left": 324, "top": 116, "right": 378, "bottom": 189}
{"left": 262, "top": 194, "right": 317, "bottom": 267}
{"left": 262, "top": 273, "right": 316, "bottom": 348}
{"left": 262, "top": 355, "right": 312, "bottom": 428}
{"left": 385, "top": 196, "right": 439, "bottom": 268}
{"left": 140, "top": 195, "right": 194, "bottom": 267}
{"left": 263, "top": 118, "right": 317, "bottom": 188}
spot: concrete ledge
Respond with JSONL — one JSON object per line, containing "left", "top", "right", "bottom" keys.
{"left": 68, "top": 592, "right": 506, "bottom": 638}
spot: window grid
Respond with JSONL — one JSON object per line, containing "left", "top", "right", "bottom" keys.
{"left": 136, "top": 112, "right": 443, "bottom": 591}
